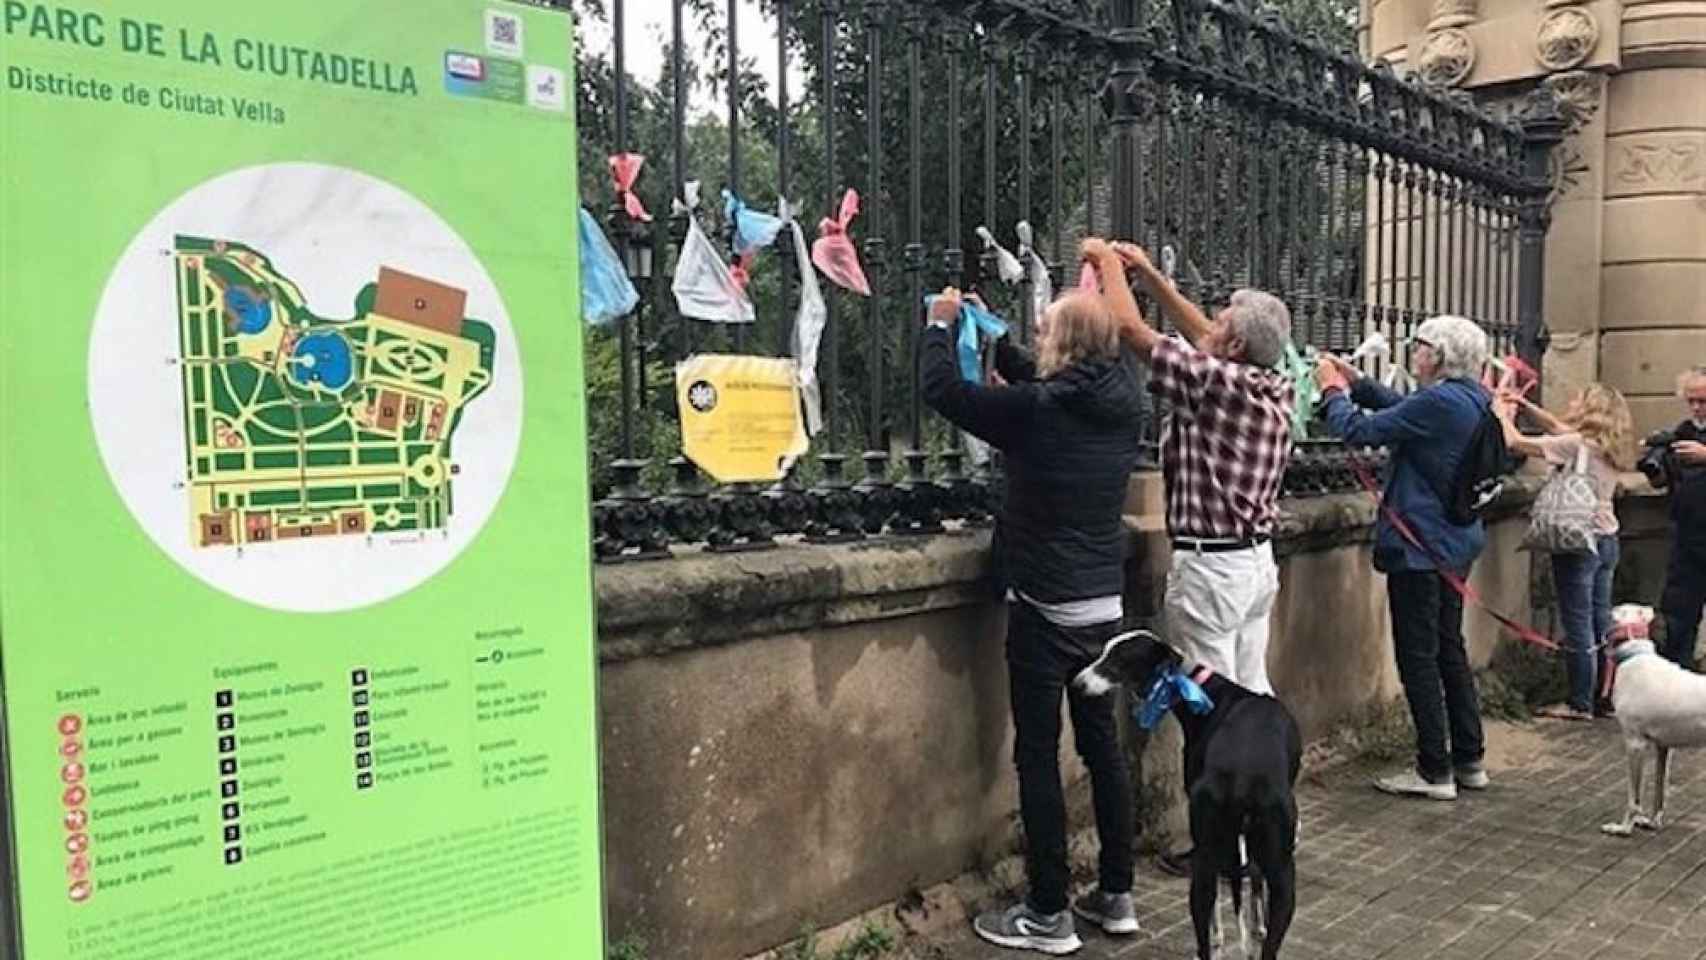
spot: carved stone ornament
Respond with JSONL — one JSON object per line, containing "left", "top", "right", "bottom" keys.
{"left": 1427, "top": 0, "right": 1478, "bottom": 31}
{"left": 1536, "top": 7, "right": 1599, "bottom": 72}
{"left": 1543, "top": 70, "right": 1602, "bottom": 128}
{"left": 1418, "top": 28, "right": 1475, "bottom": 88}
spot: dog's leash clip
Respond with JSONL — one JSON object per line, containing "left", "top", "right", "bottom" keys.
{"left": 1133, "top": 667, "right": 1214, "bottom": 731}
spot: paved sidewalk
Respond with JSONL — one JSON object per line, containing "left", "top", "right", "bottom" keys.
{"left": 917, "top": 720, "right": 1706, "bottom": 960}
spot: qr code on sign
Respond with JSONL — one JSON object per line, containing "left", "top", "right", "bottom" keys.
{"left": 485, "top": 9, "right": 524, "bottom": 56}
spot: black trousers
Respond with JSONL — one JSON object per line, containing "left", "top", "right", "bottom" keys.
{"left": 1006, "top": 601, "right": 1135, "bottom": 914}
{"left": 1387, "top": 570, "right": 1485, "bottom": 782}
{"left": 1661, "top": 548, "right": 1706, "bottom": 670}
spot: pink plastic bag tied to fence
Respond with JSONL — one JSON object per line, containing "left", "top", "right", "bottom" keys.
{"left": 609, "top": 153, "right": 652, "bottom": 223}
{"left": 811, "top": 189, "right": 872, "bottom": 297}
{"left": 1077, "top": 261, "right": 1100, "bottom": 293}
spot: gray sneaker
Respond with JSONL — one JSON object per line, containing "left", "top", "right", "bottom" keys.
{"left": 1073, "top": 888, "right": 1140, "bottom": 935}
{"left": 1455, "top": 764, "right": 1490, "bottom": 790}
{"left": 973, "top": 902, "right": 1083, "bottom": 955}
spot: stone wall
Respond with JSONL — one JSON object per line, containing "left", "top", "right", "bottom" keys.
{"left": 1360, "top": 0, "right": 1706, "bottom": 438}
{"left": 594, "top": 476, "right": 1581, "bottom": 959}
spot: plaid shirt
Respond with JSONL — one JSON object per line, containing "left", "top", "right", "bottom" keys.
{"left": 1150, "top": 337, "right": 1294, "bottom": 541}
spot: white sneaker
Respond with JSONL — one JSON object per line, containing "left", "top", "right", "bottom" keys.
{"left": 1455, "top": 764, "right": 1490, "bottom": 790}
{"left": 1374, "top": 769, "right": 1457, "bottom": 801}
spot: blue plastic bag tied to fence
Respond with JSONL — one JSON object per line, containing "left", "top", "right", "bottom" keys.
{"left": 722, "top": 189, "right": 786, "bottom": 258}
{"left": 578, "top": 206, "right": 640, "bottom": 326}
{"left": 1132, "top": 666, "right": 1215, "bottom": 731}
{"left": 925, "top": 295, "right": 1009, "bottom": 383}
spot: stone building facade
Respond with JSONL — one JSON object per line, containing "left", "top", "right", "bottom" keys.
{"left": 1362, "top": 0, "right": 1705, "bottom": 437}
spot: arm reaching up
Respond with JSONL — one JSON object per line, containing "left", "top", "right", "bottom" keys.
{"left": 1084, "top": 239, "right": 1161, "bottom": 356}
{"left": 1493, "top": 394, "right": 1546, "bottom": 459}
{"left": 1115, "top": 241, "right": 1213, "bottom": 346}
{"left": 1514, "top": 395, "right": 1571, "bottom": 436}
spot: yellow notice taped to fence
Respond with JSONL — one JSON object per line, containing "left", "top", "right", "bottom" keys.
{"left": 676, "top": 354, "right": 810, "bottom": 483}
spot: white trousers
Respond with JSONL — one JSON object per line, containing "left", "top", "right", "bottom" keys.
{"left": 1164, "top": 542, "right": 1280, "bottom": 695}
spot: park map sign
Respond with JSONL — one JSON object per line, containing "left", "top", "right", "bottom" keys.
{"left": 0, "top": 3, "right": 604, "bottom": 958}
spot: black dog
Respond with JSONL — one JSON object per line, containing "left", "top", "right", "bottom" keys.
{"left": 1075, "top": 630, "right": 1302, "bottom": 959}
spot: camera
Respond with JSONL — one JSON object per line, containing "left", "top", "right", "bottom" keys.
{"left": 1639, "top": 422, "right": 1702, "bottom": 487}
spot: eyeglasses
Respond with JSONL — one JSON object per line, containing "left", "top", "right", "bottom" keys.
{"left": 1409, "top": 337, "right": 1437, "bottom": 353}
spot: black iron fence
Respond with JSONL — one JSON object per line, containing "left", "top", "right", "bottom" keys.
{"left": 562, "top": 0, "right": 1566, "bottom": 561}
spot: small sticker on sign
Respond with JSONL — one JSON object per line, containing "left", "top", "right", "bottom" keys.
{"left": 446, "top": 53, "right": 484, "bottom": 82}
{"left": 526, "top": 65, "right": 566, "bottom": 112}
{"left": 485, "top": 9, "right": 524, "bottom": 58}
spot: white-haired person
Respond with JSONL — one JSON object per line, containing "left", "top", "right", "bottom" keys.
{"left": 1097, "top": 242, "right": 1295, "bottom": 877}
{"left": 1648, "top": 365, "right": 1706, "bottom": 668}
{"left": 1315, "top": 315, "right": 1494, "bottom": 802}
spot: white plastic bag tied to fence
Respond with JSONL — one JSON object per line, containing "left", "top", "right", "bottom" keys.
{"left": 1016, "top": 221, "right": 1052, "bottom": 330}
{"left": 784, "top": 202, "right": 829, "bottom": 436}
{"left": 976, "top": 225, "right": 1024, "bottom": 285}
{"left": 578, "top": 207, "right": 640, "bottom": 326}
{"left": 671, "top": 181, "right": 755, "bottom": 324}
{"left": 1351, "top": 331, "right": 1417, "bottom": 393}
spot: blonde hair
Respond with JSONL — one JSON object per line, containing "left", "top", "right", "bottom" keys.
{"left": 1566, "top": 383, "right": 1636, "bottom": 470}
{"left": 1037, "top": 291, "right": 1120, "bottom": 377}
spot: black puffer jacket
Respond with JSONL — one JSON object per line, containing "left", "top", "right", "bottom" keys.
{"left": 921, "top": 326, "right": 1147, "bottom": 603}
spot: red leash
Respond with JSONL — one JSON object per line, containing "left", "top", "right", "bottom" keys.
{"left": 1350, "top": 460, "right": 1564, "bottom": 653}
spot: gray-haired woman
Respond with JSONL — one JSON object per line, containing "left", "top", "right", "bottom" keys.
{"left": 1316, "top": 315, "right": 1495, "bottom": 802}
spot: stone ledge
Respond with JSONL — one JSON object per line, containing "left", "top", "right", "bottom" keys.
{"left": 596, "top": 474, "right": 1561, "bottom": 661}
{"left": 596, "top": 531, "right": 996, "bottom": 663}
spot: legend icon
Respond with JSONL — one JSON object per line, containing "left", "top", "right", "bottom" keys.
{"left": 58, "top": 714, "right": 90, "bottom": 903}
{"left": 352, "top": 668, "right": 372, "bottom": 791}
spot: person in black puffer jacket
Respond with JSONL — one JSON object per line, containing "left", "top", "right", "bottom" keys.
{"left": 922, "top": 253, "right": 1146, "bottom": 955}
{"left": 1648, "top": 366, "right": 1706, "bottom": 669}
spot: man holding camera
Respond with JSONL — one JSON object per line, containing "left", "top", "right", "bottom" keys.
{"left": 1640, "top": 365, "right": 1706, "bottom": 669}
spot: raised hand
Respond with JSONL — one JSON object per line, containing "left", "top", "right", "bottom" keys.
{"left": 1674, "top": 440, "right": 1706, "bottom": 465}
{"left": 1315, "top": 356, "right": 1349, "bottom": 393}
{"left": 1111, "top": 241, "right": 1154, "bottom": 275}
{"left": 1080, "top": 237, "right": 1113, "bottom": 263}
{"left": 929, "top": 286, "right": 962, "bottom": 326}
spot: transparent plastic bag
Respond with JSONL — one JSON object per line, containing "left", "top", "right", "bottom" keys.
{"left": 976, "top": 225, "right": 1023, "bottom": 284}
{"left": 671, "top": 181, "right": 755, "bottom": 324}
{"left": 578, "top": 207, "right": 639, "bottom": 326}
{"left": 811, "top": 189, "right": 872, "bottom": 296}
{"left": 785, "top": 203, "right": 829, "bottom": 436}
{"left": 609, "top": 153, "right": 653, "bottom": 223}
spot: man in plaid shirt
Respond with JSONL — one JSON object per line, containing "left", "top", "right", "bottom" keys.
{"left": 1092, "top": 240, "right": 1295, "bottom": 876}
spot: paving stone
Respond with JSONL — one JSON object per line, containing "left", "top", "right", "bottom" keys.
{"left": 908, "top": 721, "right": 1706, "bottom": 960}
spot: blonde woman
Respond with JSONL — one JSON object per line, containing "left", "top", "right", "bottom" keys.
{"left": 1496, "top": 384, "right": 1637, "bottom": 720}
{"left": 922, "top": 258, "right": 1146, "bottom": 953}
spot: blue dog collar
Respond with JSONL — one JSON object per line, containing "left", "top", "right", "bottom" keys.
{"left": 1134, "top": 665, "right": 1214, "bottom": 731}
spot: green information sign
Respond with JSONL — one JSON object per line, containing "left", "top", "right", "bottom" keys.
{"left": 0, "top": 2, "right": 603, "bottom": 957}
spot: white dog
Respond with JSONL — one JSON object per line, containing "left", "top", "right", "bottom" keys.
{"left": 1601, "top": 605, "right": 1706, "bottom": 837}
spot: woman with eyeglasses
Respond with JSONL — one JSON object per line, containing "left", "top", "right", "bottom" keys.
{"left": 1314, "top": 315, "right": 1495, "bottom": 803}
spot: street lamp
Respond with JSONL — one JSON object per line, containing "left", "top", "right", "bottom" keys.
{"left": 622, "top": 216, "right": 655, "bottom": 281}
